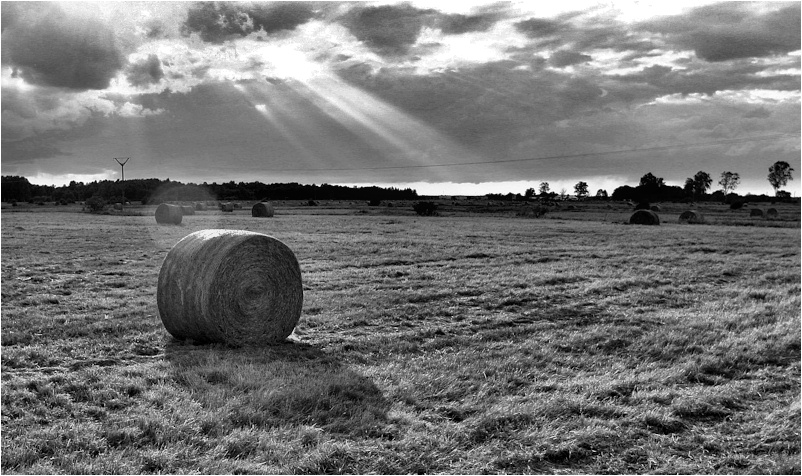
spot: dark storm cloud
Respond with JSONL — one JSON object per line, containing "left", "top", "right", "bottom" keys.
{"left": 438, "top": 12, "right": 500, "bottom": 34}
{"left": 126, "top": 55, "right": 165, "bottom": 87}
{"left": 340, "top": 4, "right": 437, "bottom": 56}
{"left": 637, "top": 2, "right": 801, "bottom": 62}
{"left": 1, "top": 3, "right": 124, "bottom": 90}
{"left": 182, "top": 1, "right": 316, "bottom": 43}
{"left": 548, "top": 49, "right": 592, "bottom": 67}
{"left": 514, "top": 17, "right": 564, "bottom": 38}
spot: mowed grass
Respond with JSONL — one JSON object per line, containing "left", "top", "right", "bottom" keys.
{"left": 1, "top": 204, "right": 799, "bottom": 474}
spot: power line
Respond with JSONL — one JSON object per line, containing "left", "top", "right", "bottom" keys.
{"left": 262, "top": 132, "right": 800, "bottom": 172}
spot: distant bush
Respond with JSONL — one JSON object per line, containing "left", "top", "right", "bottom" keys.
{"left": 413, "top": 201, "right": 438, "bottom": 216}
{"left": 307, "top": 200, "right": 318, "bottom": 206}
{"left": 85, "top": 196, "right": 106, "bottom": 213}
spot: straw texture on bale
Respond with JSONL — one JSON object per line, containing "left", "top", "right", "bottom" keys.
{"left": 181, "top": 205, "right": 195, "bottom": 215}
{"left": 221, "top": 202, "right": 234, "bottom": 212}
{"left": 155, "top": 203, "right": 183, "bottom": 225}
{"left": 766, "top": 208, "right": 778, "bottom": 218}
{"left": 678, "top": 210, "right": 704, "bottom": 224}
{"left": 629, "top": 209, "right": 660, "bottom": 225}
{"left": 157, "top": 229, "right": 303, "bottom": 346}
{"left": 252, "top": 202, "right": 275, "bottom": 217}
{"left": 750, "top": 208, "right": 764, "bottom": 217}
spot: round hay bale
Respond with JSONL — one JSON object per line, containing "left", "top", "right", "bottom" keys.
{"left": 650, "top": 205, "right": 661, "bottom": 212}
{"left": 157, "top": 230, "right": 303, "bottom": 346}
{"left": 195, "top": 202, "right": 206, "bottom": 211}
{"left": 220, "top": 202, "right": 234, "bottom": 212}
{"left": 678, "top": 210, "right": 704, "bottom": 224}
{"left": 155, "top": 203, "right": 183, "bottom": 225}
{"left": 233, "top": 203, "right": 242, "bottom": 209}
{"left": 766, "top": 208, "right": 778, "bottom": 218}
{"left": 180, "top": 205, "right": 195, "bottom": 215}
{"left": 113, "top": 203, "right": 123, "bottom": 211}
{"left": 750, "top": 208, "right": 764, "bottom": 217}
{"left": 629, "top": 209, "right": 660, "bottom": 225}
{"left": 252, "top": 202, "right": 274, "bottom": 217}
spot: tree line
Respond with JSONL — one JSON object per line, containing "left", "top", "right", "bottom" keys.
{"left": 0, "top": 177, "right": 419, "bottom": 205}
{"left": 511, "top": 161, "right": 794, "bottom": 204}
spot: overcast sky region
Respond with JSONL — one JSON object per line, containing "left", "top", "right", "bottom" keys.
{"left": 1, "top": 1, "right": 800, "bottom": 196}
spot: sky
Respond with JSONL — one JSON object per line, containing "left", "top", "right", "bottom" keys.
{"left": 1, "top": 1, "right": 800, "bottom": 196}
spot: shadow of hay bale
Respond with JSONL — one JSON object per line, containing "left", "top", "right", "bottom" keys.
{"left": 163, "top": 340, "right": 392, "bottom": 436}
{"left": 630, "top": 209, "right": 660, "bottom": 225}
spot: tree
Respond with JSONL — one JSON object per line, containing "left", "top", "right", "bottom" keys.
{"left": 524, "top": 187, "right": 536, "bottom": 199}
{"left": 639, "top": 173, "right": 664, "bottom": 188}
{"left": 538, "top": 182, "right": 550, "bottom": 196}
{"left": 718, "top": 171, "right": 740, "bottom": 199}
{"left": 768, "top": 161, "right": 794, "bottom": 195}
{"left": 574, "top": 181, "right": 589, "bottom": 199}
{"left": 596, "top": 189, "right": 608, "bottom": 198}
{"left": 685, "top": 171, "right": 712, "bottom": 199}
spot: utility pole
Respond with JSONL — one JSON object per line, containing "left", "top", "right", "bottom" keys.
{"left": 114, "top": 157, "right": 129, "bottom": 210}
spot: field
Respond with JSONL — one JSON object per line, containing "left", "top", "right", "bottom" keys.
{"left": 2, "top": 200, "right": 800, "bottom": 474}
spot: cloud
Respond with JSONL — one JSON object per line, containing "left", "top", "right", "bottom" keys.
{"left": 549, "top": 49, "right": 592, "bottom": 67}
{"left": 182, "top": 1, "right": 316, "bottom": 43}
{"left": 340, "top": 4, "right": 437, "bottom": 56}
{"left": 636, "top": 2, "right": 801, "bottom": 62}
{"left": 514, "top": 17, "right": 564, "bottom": 38}
{"left": 1, "top": 3, "right": 125, "bottom": 90}
{"left": 126, "top": 54, "right": 165, "bottom": 87}
{"left": 438, "top": 12, "right": 500, "bottom": 34}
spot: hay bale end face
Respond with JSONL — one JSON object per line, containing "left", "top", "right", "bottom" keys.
{"left": 766, "top": 208, "right": 779, "bottom": 218}
{"left": 629, "top": 209, "right": 660, "bottom": 225}
{"left": 180, "top": 205, "right": 195, "bottom": 215}
{"left": 155, "top": 203, "right": 183, "bottom": 225}
{"left": 750, "top": 208, "right": 764, "bottom": 217}
{"left": 678, "top": 210, "right": 704, "bottom": 224}
{"left": 252, "top": 202, "right": 275, "bottom": 217}
{"left": 157, "top": 230, "right": 303, "bottom": 346}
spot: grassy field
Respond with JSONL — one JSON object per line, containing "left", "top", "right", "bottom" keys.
{"left": 2, "top": 200, "right": 800, "bottom": 474}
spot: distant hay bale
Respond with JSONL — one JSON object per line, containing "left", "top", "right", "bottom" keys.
{"left": 221, "top": 202, "right": 234, "bottom": 212}
{"left": 678, "top": 210, "right": 704, "bottom": 224}
{"left": 181, "top": 205, "right": 195, "bottom": 215}
{"left": 113, "top": 203, "right": 123, "bottom": 211}
{"left": 634, "top": 202, "right": 651, "bottom": 210}
{"left": 766, "top": 208, "right": 778, "bottom": 218}
{"left": 155, "top": 203, "right": 183, "bottom": 225}
{"left": 750, "top": 208, "right": 764, "bottom": 217}
{"left": 252, "top": 202, "right": 275, "bottom": 217}
{"left": 629, "top": 209, "right": 660, "bottom": 225}
{"left": 195, "top": 202, "right": 206, "bottom": 211}
{"left": 233, "top": 203, "right": 242, "bottom": 209}
{"left": 650, "top": 205, "right": 661, "bottom": 212}
{"left": 157, "top": 229, "right": 303, "bottom": 346}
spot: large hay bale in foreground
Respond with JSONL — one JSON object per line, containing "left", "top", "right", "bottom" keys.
{"left": 629, "top": 209, "right": 660, "bottom": 225}
{"left": 180, "top": 205, "right": 195, "bottom": 216}
{"left": 155, "top": 203, "right": 183, "bottom": 225}
{"left": 678, "top": 210, "right": 704, "bottom": 224}
{"left": 252, "top": 202, "right": 275, "bottom": 217}
{"left": 157, "top": 230, "right": 303, "bottom": 346}
{"left": 750, "top": 208, "right": 764, "bottom": 217}
{"left": 766, "top": 208, "right": 778, "bottom": 218}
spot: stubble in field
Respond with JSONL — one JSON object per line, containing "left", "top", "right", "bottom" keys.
{"left": 1, "top": 207, "right": 799, "bottom": 474}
